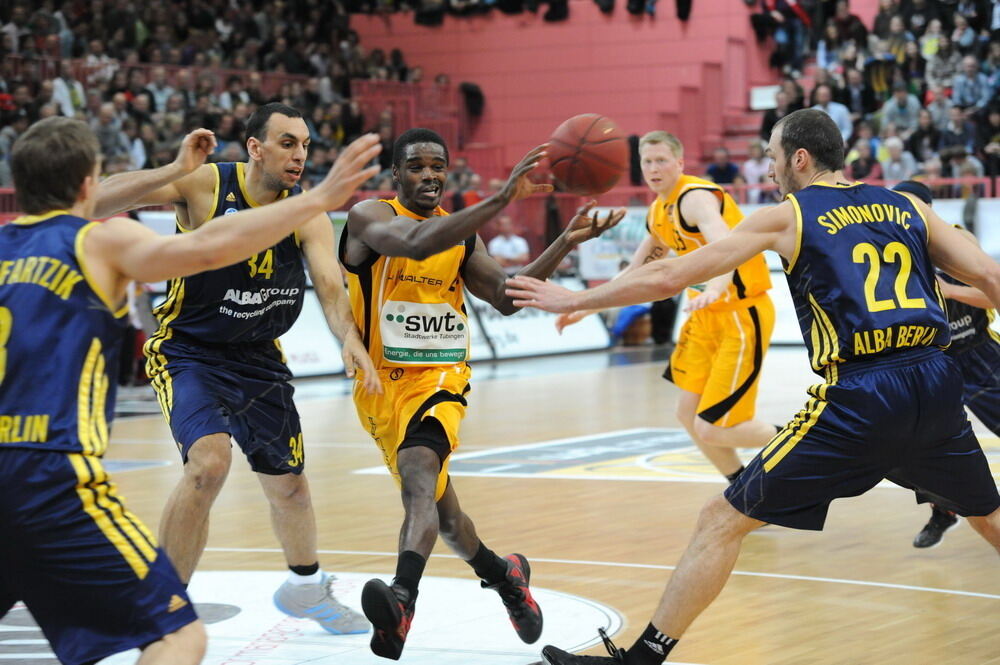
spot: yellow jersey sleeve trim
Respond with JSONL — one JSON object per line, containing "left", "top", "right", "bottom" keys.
{"left": 202, "top": 163, "right": 221, "bottom": 223}
{"left": 11, "top": 209, "right": 72, "bottom": 225}
{"left": 785, "top": 195, "right": 804, "bottom": 274}
{"left": 74, "top": 222, "right": 128, "bottom": 318}
{"left": 896, "top": 191, "right": 931, "bottom": 246}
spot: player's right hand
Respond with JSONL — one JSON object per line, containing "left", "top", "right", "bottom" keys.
{"left": 173, "top": 128, "right": 217, "bottom": 174}
{"left": 500, "top": 144, "right": 554, "bottom": 202}
{"left": 555, "top": 310, "right": 593, "bottom": 334}
{"left": 314, "top": 133, "right": 382, "bottom": 211}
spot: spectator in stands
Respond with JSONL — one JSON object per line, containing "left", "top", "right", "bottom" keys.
{"left": 461, "top": 173, "right": 486, "bottom": 209}
{"left": 926, "top": 33, "right": 962, "bottom": 91}
{"left": 832, "top": 0, "right": 867, "bottom": 47}
{"left": 305, "top": 145, "right": 332, "bottom": 188}
{"left": 741, "top": 140, "right": 771, "bottom": 203}
{"left": 809, "top": 68, "right": 842, "bottom": 105}
{"left": 881, "top": 82, "right": 923, "bottom": 140}
{"left": 245, "top": 71, "right": 269, "bottom": 106}
{"left": 90, "top": 102, "right": 129, "bottom": 159}
{"left": 812, "top": 83, "right": 853, "bottom": 143}
{"left": 445, "top": 156, "right": 474, "bottom": 191}
{"left": 952, "top": 55, "right": 992, "bottom": 114}
{"left": 900, "top": 41, "right": 927, "bottom": 95}
{"left": 487, "top": 215, "right": 531, "bottom": 276}
{"left": 907, "top": 108, "right": 942, "bottom": 162}
{"left": 838, "top": 67, "right": 877, "bottom": 123}
{"left": 977, "top": 106, "right": 1000, "bottom": 175}
{"left": 886, "top": 15, "right": 914, "bottom": 64}
{"left": 0, "top": 108, "right": 28, "bottom": 158}
{"left": 920, "top": 18, "right": 943, "bottom": 58}
{"left": 881, "top": 135, "right": 918, "bottom": 180}
{"left": 940, "top": 105, "right": 977, "bottom": 152}
{"left": 926, "top": 83, "right": 955, "bottom": 129}
{"left": 52, "top": 59, "right": 85, "bottom": 118}
{"left": 944, "top": 145, "right": 985, "bottom": 178}
{"left": 706, "top": 147, "right": 739, "bottom": 184}
{"left": 865, "top": 38, "right": 901, "bottom": 101}
{"left": 816, "top": 22, "right": 842, "bottom": 71}
{"left": 146, "top": 66, "right": 174, "bottom": 112}
{"left": 872, "top": 0, "right": 898, "bottom": 40}
{"left": 903, "top": 0, "right": 938, "bottom": 38}
{"left": 848, "top": 139, "right": 883, "bottom": 180}
{"left": 219, "top": 75, "right": 249, "bottom": 111}
{"left": 780, "top": 77, "right": 806, "bottom": 110}
{"left": 951, "top": 13, "right": 976, "bottom": 54}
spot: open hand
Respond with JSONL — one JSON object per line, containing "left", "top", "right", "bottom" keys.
{"left": 342, "top": 331, "right": 383, "bottom": 395}
{"left": 500, "top": 144, "right": 555, "bottom": 202}
{"left": 563, "top": 200, "right": 626, "bottom": 246}
{"left": 315, "top": 133, "right": 382, "bottom": 211}
{"left": 505, "top": 275, "right": 579, "bottom": 313}
{"left": 554, "top": 309, "right": 594, "bottom": 333}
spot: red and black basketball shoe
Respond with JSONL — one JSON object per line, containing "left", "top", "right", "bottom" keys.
{"left": 483, "top": 553, "right": 543, "bottom": 644}
{"left": 361, "top": 579, "right": 414, "bottom": 661}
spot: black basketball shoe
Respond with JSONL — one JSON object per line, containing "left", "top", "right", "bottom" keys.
{"left": 542, "top": 628, "right": 626, "bottom": 664}
{"left": 361, "top": 579, "right": 414, "bottom": 660}
{"left": 483, "top": 553, "right": 543, "bottom": 644}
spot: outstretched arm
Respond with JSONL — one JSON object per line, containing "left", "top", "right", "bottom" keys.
{"left": 92, "top": 128, "right": 217, "bottom": 217}
{"left": 346, "top": 145, "right": 552, "bottom": 261}
{"left": 464, "top": 201, "right": 625, "bottom": 315}
{"left": 924, "top": 204, "right": 1000, "bottom": 307}
{"left": 506, "top": 202, "right": 792, "bottom": 313}
{"left": 298, "top": 212, "right": 382, "bottom": 394}
{"left": 937, "top": 279, "right": 996, "bottom": 310}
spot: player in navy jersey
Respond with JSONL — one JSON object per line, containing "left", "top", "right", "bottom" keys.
{"left": 90, "top": 103, "right": 382, "bottom": 634}
{"left": 507, "top": 109, "right": 1000, "bottom": 665}
{"left": 892, "top": 180, "right": 1000, "bottom": 548}
{"left": 0, "top": 118, "right": 378, "bottom": 664}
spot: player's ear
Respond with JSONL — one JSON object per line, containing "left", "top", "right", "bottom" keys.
{"left": 246, "top": 137, "right": 262, "bottom": 161}
{"left": 391, "top": 164, "right": 399, "bottom": 186}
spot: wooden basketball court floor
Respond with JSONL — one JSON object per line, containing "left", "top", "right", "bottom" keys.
{"left": 5, "top": 347, "right": 1000, "bottom": 664}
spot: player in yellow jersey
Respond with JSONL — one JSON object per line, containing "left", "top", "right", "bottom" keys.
{"left": 339, "top": 128, "right": 624, "bottom": 660}
{"left": 558, "top": 131, "right": 778, "bottom": 482}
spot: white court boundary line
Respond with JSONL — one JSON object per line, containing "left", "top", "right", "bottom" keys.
{"left": 204, "top": 547, "right": 1000, "bottom": 601}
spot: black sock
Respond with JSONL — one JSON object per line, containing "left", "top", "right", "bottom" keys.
{"left": 393, "top": 550, "right": 426, "bottom": 601}
{"left": 289, "top": 562, "right": 320, "bottom": 576}
{"left": 466, "top": 541, "right": 508, "bottom": 585}
{"left": 625, "top": 623, "right": 678, "bottom": 665}
{"left": 725, "top": 465, "right": 745, "bottom": 484}
{"left": 932, "top": 504, "right": 955, "bottom": 518}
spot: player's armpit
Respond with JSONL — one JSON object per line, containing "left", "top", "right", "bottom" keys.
{"left": 926, "top": 212, "right": 1000, "bottom": 308}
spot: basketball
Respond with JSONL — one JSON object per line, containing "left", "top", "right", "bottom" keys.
{"left": 547, "top": 114, "right": 629, "bottom": 195}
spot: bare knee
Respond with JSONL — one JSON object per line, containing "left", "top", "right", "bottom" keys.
{"left": 694, "top": 494, "right": 761, "bottom": 542}
{"left": 398, "top": 448, "right": 441, "bottom": 508}
{"left": 693, "top": 417, "right": 726, "bottom": 447}
{"left": 967, "top": 507, "right": 1000, "bottom": 547}
{"left": 145, "top": 620, "right": 206, "bottom": 665}
{"left": 184, "top": 436, "right": 232, "bottom": 494}
{"left": 263, "top": 472, "right": 311, "bottom": 511}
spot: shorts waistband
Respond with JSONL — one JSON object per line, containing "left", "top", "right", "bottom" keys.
{"left": 824, "top": 347, "right": 943, "bottom": 381}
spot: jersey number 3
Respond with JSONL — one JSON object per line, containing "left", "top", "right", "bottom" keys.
{"left": 852, "top": 241, "right": 926, "bottom": 312}
{"left": 247, "top": 249, "right": 275, "bottom": 279}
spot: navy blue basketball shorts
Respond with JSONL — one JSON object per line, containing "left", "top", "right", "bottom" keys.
{"left": 0, "top": 449, "right": 197, "bottom": 665}
{"left": 952, "top": 340, "right": 1000, "bottom": 435}
{"left": 145, "top": 337, "right": 304, "bottom": 475}
{"left": 726, "top": 348, "right": 1000, "bottom": 530}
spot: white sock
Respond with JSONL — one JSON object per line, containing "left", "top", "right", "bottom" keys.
{"left": 287, "top": 569, "right": 324, "bottom": 586}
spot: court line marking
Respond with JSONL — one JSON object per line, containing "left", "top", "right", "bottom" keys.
{"left": 203, "top": 547, "right": 1000, "bottom": 601}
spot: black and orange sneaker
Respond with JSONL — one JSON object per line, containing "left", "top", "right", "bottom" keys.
{"left": 361, "top": 579, "right": 414, "bottom": 661}
{"left": 483, "top": 553, "right": 543, "bottom": 644}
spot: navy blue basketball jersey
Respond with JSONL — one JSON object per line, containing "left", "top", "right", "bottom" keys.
{"left": 151, "top": 162, "right": 306, "bottom": 345}
{"left": 785, "top": 183, "right": 949, "bottom": 375}
{"left": 939, "top": 271, "right": 999, "bottom": 354}
{"left": 0, "top": 211, "right": 126, "bottom": 455}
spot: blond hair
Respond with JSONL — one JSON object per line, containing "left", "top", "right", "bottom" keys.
{"left": 639, "top": 130, "right": 683, "bottom": 159}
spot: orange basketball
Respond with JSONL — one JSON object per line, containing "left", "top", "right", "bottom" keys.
{"left": 547, "top": 114, "right": 629, "bottom": 195}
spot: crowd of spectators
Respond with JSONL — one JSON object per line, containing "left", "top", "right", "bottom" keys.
{"left": 747, "top": 0, "right": 1000, "bottom": 199}
{"left": 0, "top": 0, "right": 471, "bottom": 192}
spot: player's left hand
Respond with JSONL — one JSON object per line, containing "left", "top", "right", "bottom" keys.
{"left": 173, "top": 128, "right": 217, "bottom": 174}
{"left": 505, "top": 276, "right": 579, "bottom": 313}
{"left": 342, "top": 332, "right": 383, "bottom": 394}
{"left": 562, "top": 201, "right": 626, "bottom": 246}
{"left": 684, "top": 286, "right": 723, "bottom": 312}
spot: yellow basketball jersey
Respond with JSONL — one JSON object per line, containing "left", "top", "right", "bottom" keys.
{"left": 343, "top": 198, "right": 474, "bottom": 369}
{"left": 647, "top": 174, "right": 771, "bottom": 309}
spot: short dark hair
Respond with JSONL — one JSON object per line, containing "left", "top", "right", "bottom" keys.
{"left": 12, "top": 117, "right": 100, "bottom": 215}
{"left": 245, "top": 102, "right": 303, "bottom": 143}
{"left": 392, "top": 128, "right": 449, "bottom": 170}
{"left": 773, "top": 109, "right": 845, "bottom": 172}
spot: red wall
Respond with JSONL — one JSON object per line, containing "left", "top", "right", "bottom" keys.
{"left": 352, "top": 0, "right": 775, "bottom": 169}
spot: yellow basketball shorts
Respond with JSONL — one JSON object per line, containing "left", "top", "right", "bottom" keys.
{"left": 353, "top": 364, "right": 471, "bottom": 500}
{"left": 664, "top": 293, "right": 775, "bottom": 427}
